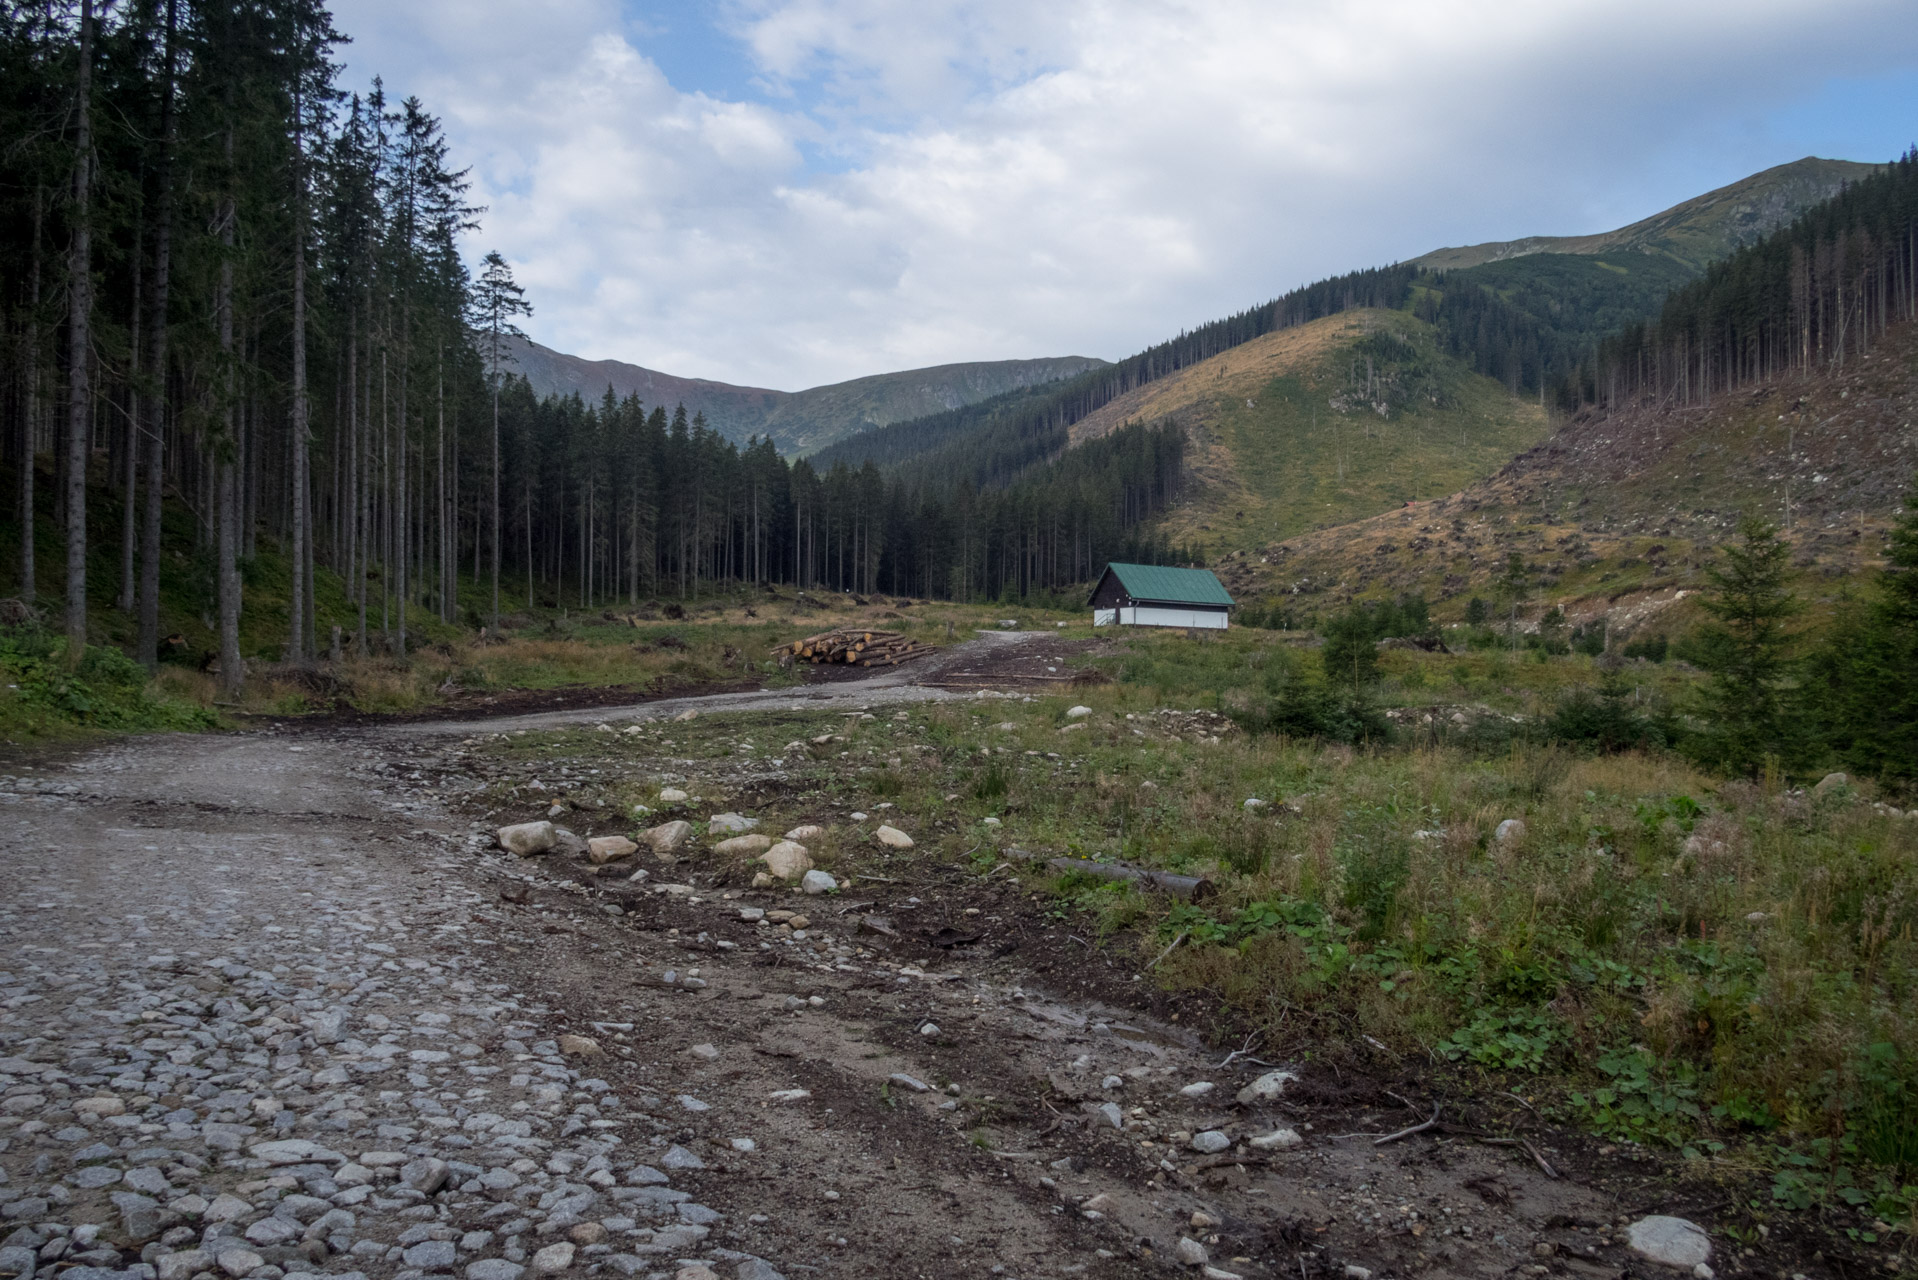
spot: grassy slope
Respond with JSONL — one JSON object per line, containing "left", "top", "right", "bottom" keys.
{"left": 1068, "top": 308, "right": 1550, "bottom": 573}
{"left": 1413, "top": 156, "right": 1880, "bottom": 270}
{"left": 1219, "top": 316, "right": 1918, "bottom": 635}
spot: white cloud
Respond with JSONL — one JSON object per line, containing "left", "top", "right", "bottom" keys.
{"left": 330, "top": 0, "right": 1918, "bottom": 392}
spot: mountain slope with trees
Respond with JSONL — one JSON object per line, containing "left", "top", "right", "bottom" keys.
{"left": 812, "top": 158, "right": 1875, "bottom": 508}
{"left": 1215, "top": 154, "right": 1918, "bottom": 634}
{"left": 498, "top": 334, "right": 1108, "bottom": 456}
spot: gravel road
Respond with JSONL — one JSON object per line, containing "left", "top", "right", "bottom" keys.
{"left": 0, "top": 730, "right": 796, "bottom": 1280}
{"left": 397, "top": 630, "right": 1054, "bottom": 738}
{"left": 0, "top": 670, "right": 1669, "bottom": 1280}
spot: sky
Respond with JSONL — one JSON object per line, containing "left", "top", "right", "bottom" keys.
{"left": 328, "top": 0, "right": 1918, "bottom": 392}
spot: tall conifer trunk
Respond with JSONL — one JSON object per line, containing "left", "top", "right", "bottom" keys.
{"left": 216, "top": 119, "right": 243, "bottom": 699}
{"left": 491, "top": 350, "right": 501, "bottom": 629}
{"left": 346, "top": 308, "right": 361, "bottom": 653}
{"left": 21, "top": 188, "right": 43, "bottom": 606}
{"left": 138, "top": 0, "right": 177, "bottom": 669}
{"left": 436, "top": 344, "right": 446, "bottom": 621}
{"left": 119, "top": 193, "right": 142, "bottom": 613}
{"left": 288, "top": 78, "right": 310, "bottom": 662}
{"left": 63, "top": 0, "right": 95, "bottom": 662}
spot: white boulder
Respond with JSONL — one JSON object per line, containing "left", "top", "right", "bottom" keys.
{"left": 1247, "top": 1128, "right": 1302, "bottom": 1150}
{"left": 759, "top": 842, "right": 814, "bottom": 880}
{"left": 1626, "top": 1216, "right": 1712, "bottom": 1270}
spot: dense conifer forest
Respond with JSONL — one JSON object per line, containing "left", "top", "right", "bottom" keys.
{"left": 1559, "top": 151, "right": 1918, "bottom": 409}
{"left": 3, "top": 0, "right": 494, "bottom": 686}
{"left": 0, "top": 0, "right": 1205, "bottom": 677}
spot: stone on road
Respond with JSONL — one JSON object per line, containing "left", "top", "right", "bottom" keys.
{"left": 1627, "top": 1216, "right": 1713, "bottom": 1269}
{"left": 498, "top": 820, "right": 556, "bottom": 855}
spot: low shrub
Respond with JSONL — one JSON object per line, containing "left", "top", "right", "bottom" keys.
{"left": 0, "top": 623, "right": 216, "bottom": 736}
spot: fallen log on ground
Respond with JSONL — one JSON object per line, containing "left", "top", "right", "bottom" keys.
{"left": 1046, "top": 857, "right": 1213, "bottom": 901}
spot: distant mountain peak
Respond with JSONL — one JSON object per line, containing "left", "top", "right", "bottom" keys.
{"left": 1413, "top": 156, "right": 1879, "bottom": 272}
{"left": 497, "top": 335, "right": 1108, "bottom": 456}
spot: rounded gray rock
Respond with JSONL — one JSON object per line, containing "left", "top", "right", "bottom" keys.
{"left": 497, "top": 821, "right": 557, "bottom": 856}
{"left": 402, "top": 1240, "right": 459, "bottom": 1271}
{"left": 215, "top": 1249, "right": 264, "bottom": 1278}
{"left": 531, "top": 1242, "right": 575, "bottom": 1274}
{"left": 402, "top": 1157, "right": 450, "bottom": 1194}
{"left": 1626, "top": 1216, "right": 1711, "bottom": 1269}
{"left": 467, "top": 1262, "right": 525, "bottom": 1280}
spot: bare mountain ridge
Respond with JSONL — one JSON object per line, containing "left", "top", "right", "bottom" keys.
{"left": 499, "top": 333, "right": 1107, "bottom": 457}
{"left": 1413, "top": 157, "right": 1879, "bottom": 271}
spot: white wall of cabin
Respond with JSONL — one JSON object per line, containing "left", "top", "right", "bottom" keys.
{"left": 1092, "top": 605, "right": 1228, "bottom": 629}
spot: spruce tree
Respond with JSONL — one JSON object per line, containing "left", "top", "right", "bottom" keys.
{"left": 1813, "top": 477, "right": 1918, "bottom": 781}
{"left": 1688, "top": 517, "right": 1801, "bottom": 777}
{"left": 1322, "top": 606, "right": 1380, "bottom": 689}
{"left": 470, "top": 251, "right": 526, "bottom": 631}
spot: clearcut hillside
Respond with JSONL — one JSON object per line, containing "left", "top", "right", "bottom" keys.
{"left": 1217, "top": 315, "right": 1918, "bottom": 636}
{"left": 1069, "top": 309, "right": 1549, "bottom": 572}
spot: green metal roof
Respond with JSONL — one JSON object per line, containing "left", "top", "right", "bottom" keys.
{"left": 1099, "top": 562, "right": 1234, "bottom": 606}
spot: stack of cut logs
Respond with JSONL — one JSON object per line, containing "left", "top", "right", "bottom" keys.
{"left": 775, "top": 627, "right": 936, "bottom": 668}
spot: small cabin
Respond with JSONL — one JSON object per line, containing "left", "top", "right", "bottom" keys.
{"left": 1088, "top": 562, "right": 1233, "bottom": 630}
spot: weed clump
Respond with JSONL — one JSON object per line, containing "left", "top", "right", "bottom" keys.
{"left": 0, "top": 617, "right": 216, "bottom": 738}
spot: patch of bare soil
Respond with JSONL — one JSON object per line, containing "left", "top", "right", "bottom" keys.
{"left": 285, "top": 677, "right": 772, "bottom": 727}
{"left": 911, "top": 633, "right": 1117, "bottom": 691}
{"left": 463, "top": 808, "right": 1854, "bottom": 1280}
{"left": 491, "top": 835, "right": 1732, "bottom": 1280}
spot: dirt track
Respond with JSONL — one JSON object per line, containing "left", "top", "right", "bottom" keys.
{"left": 0, "top": 634, "right": 1729, "bottom": 1280}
